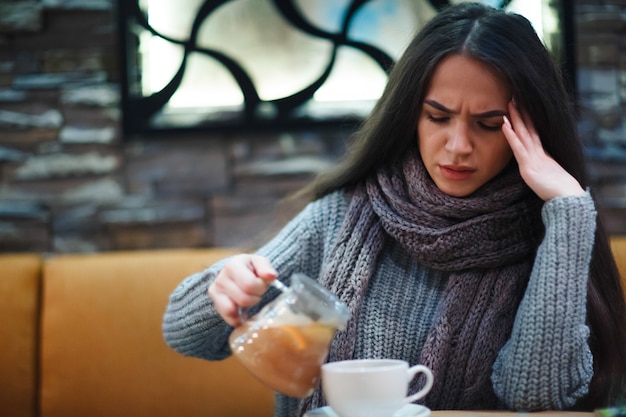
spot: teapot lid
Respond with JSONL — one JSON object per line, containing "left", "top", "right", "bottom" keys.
{"left": 285, "top": 273, "right": 350, "bottom": 329}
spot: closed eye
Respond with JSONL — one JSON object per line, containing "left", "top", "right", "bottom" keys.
{"left": 478, "top": 121, "right": 503, "bottom": 132}
{"left": 427, "top": 114, "right": 449, "bottom": 124}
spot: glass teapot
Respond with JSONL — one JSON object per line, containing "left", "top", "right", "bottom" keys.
{"left": 229, "top": 273, "right": 350, "bottom": 398}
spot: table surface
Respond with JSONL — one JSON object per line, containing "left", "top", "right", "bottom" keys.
{"left": 432, "top": 411, "right": 594, "bottom": 417}
{"left": 304, "top": 408, "right": 596, "bottom": 417}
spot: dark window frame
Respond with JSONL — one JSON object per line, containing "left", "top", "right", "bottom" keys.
{"left": 116, "top": 0, "right": 576, "bottom": 139}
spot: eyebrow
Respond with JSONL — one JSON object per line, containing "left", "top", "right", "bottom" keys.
{"left": 423, "top": 99, "right": 506, "bottom": 118}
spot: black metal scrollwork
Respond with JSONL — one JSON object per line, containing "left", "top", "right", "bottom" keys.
{"left": 117, "top": 0, "right": 549, "bottom": 136}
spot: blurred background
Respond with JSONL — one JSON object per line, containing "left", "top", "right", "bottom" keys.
{"left": 0, "top": 0, "right": 624, "bottom": 254}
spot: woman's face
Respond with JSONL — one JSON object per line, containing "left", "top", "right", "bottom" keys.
{"left": 417, "top": 54, "right": 513, "bottom": 197}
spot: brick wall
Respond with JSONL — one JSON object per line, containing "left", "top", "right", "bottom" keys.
{"left": 0, "top": 0, "right": 625, "bottom": 253}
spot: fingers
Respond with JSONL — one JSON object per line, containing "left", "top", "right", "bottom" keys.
{"left": 208, "top": 254, "right": 277, "bottom": 327}
{"left": 502, "top": 114, "right": 523, "bottom": 156}
{"left": 503, "top": 101, "right": 540, "bottom": 153}
{"left": 506, "top": 101, "right": 528, "bottom": 137}
{"left": 502, "top": 100, "right": 549, "bottom": 166}
{"left": 501, "top": 100, "right": 585, "bottom": 200}
{"left": 208, "top": 288, "right": 240, "bottom": 327}
{"left": 247, "top": 255, "right": 278, "bottom": 283}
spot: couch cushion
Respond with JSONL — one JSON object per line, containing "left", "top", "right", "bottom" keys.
{"left": 40, "top": 249, "right": 274, "bottom": 417}
{"left": 0, "top": 254, "right": 42, "bottom": 417}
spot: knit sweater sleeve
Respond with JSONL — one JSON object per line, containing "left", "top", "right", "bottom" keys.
{"left": 491, "top": 191, "right": 596, "bottom": 410}
{"left": 162, "top": 191, "right": 348, "bottom": 361}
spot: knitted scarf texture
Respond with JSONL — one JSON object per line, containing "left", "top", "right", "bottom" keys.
{"left": 301, "top": 151, "right": 543, "bottom": 414}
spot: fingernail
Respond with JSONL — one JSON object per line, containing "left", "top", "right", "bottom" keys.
{"left": 503, "top": 115, "right": 511, "bottom": 128}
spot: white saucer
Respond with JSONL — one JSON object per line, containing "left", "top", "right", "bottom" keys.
{"left": 304, "top": 404, "right": 431, "bottom": 417}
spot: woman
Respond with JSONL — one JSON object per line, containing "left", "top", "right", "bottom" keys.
{"left": 163, "top": 2, "right": 626, "bottom": 415}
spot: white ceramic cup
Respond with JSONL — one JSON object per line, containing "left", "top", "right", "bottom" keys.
{"left": 321, "top": 359, "right": 433, "bottom": 417}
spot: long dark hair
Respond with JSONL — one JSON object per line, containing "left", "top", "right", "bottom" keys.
{"left": 299, "top": 2, "right": 626, "bottom": 409}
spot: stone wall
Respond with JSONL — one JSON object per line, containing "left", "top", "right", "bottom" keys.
{"left": 0, "top": 0, "right": 625, "bottom": 253}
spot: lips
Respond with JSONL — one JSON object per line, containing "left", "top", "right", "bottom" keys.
{"left": 439, "top": 164, "right": 476, "bottom": 180}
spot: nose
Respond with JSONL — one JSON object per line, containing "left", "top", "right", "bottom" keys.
{"left": 445, "top": 123, "right": 473, "bottom": 155}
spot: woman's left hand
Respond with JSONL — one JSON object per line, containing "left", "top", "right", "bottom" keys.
{"left": 502, "top": 100, "right": 585, "bottom": 201}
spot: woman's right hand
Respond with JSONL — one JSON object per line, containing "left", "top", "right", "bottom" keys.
{"left": 208, "top": 254, "right": 278, "bottom": 327}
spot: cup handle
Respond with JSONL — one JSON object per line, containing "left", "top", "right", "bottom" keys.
{"left": 404, "top": 365, "right": 434, "bottom": 403}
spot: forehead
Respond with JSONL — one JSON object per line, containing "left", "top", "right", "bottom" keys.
{"left": 426, "top": 54, "right": 511, "bottom": 102}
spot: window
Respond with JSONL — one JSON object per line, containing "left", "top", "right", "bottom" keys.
{"left": 117, "top": 0, "right": 574, "bottom": 136}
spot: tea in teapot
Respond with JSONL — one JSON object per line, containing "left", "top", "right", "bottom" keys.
{"left": 229, "top": 273, "right": 350, "bottom": 398}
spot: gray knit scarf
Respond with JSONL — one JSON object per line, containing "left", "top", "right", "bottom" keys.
{"left": 300, "top": 150, "right": 543, "bottom": 414}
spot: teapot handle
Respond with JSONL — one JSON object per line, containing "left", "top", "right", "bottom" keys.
{"left": 237, "top": 278, "right": 288, "bottom": 322}
{"left": 237, "top": 306, "right": 249, "bottom": 322}
{"left": 270, "top": 279, "right": 289, "bottom": 292}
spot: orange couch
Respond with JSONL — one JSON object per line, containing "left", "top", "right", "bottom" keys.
{"left": 0, "top": 249, "right": 274, "bottom": 417}
{"left": 1, "top": 239, "right": 625, "bottom": 417}
{"left": 610, "top": 236, "right": 626, "bottom": 293}
{"left": 0, "top": 254, "right": 41, "bottom": 417}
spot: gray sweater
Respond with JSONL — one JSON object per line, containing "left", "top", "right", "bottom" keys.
{"left": 162, "top": 190, "right": 596, "bottom": 416}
